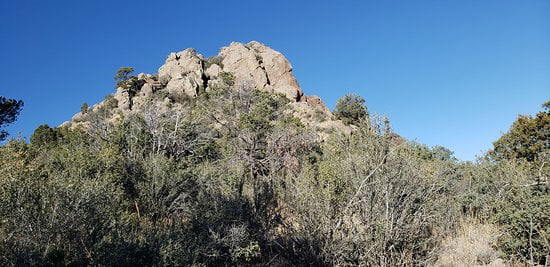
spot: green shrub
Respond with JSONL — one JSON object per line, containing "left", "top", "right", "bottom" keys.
{"left": 334, "top": 93, "right": 368, "bottom": 125}
{"left": 203, "top": 55, "right": 224, "bottom": 69}
{"left": 219, "top": 71, "right": 235, "bottom": 86}
{"left": 103, "top": 94, "right": 119, "bottom": 110}
{"left": 30, "top": 124, "right": 60, "bottom": 147}
{"left": 80, "top": 102, "right": 89, "bottom": 114}
{"left": 496, "top": 192, "right": 550, "bottom": 265}
{"left": 280, "top": 125, "right": 462, "bottom": 266}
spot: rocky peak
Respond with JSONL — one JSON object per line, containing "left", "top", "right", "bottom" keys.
{"left": 65, "top": 41, "right": 350, "bottom": 137}
{"left": 156, "top": 41, "right": 303, "bottom": 101}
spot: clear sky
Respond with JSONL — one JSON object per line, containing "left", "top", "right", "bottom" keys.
{"left": 1, "top": 0, "right": 549, "bottom": 160}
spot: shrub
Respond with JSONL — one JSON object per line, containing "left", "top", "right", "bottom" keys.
{"left": 103, "top": 94, "right": 119, "bottom": 110}
{"left": 496, "top": 187, "right": 549, "bottom": 265}
{"left": 30, "top": 124, "right": 60, "bottom": 147}
{"left": 282, "top": 125, "right": 460, "bottom": 265}
{"left": 333, "top": 93, "right": 368, "bottom": 125}
{"left": 219, "top": 71, "right": 235, "bottom": 86}
{"left": 80, "top": 102, "right": 89, "bottom": 114}
{"left": 203, "top": 55, "right": 224, "bottom": 69}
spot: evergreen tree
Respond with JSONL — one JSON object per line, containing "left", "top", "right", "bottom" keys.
{"left": 0, "top": 96, "right": 24, "bottom": 141}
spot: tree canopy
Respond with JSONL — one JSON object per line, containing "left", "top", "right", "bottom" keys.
{"left": 491, "top": 100, "right": 550, "bottom": 163}
{"left": 0, "top": 96, "right": 24, "bottom": 141}
{"left": 114, "top": 67, "right": 135, "bottom": 88}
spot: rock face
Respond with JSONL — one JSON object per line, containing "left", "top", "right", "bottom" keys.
{"left": 220, "top": 41, "right": 303, "bottom": 101}
{"left": 158, "top": 48, "right": 205, "bottom": 98}
{"left": 154, "top": 41, "right": 304, "bottom": 101}
{"left": 65, "top": 41, "right": 350, "bottom": 138}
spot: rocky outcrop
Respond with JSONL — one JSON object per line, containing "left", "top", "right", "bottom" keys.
{"left": 205, "top": 64, "right": 222, "bottom": 79}
{"left": 219, "top": 41, "right": 303, "bottom": 101}
{"left": 154, "top": 41, "right": 304, "bottom": 102}
{"left": 303, "top": 95, "right": 330, "bottom": 114}
{"left": 64, "top": 41, "right": 350, "bottom": 139}
{"left": 247, "top": 41, "right": 303, "bottom": 101}
{"left": 113, "top": 87, "right": 132, "bottom": 111}
{"left": 137, "top": 41, "right": 305, "bottom": 103}
{"left": 158, "top": 48, "right": 205, "bottom": 98}
{"left": 290, "top": 100, "right": 351, "bottom": 140}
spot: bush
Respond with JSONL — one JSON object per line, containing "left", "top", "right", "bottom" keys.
{"left": 103, "top": 94, "right": 119, "bottom": 110}
{"left": 496, "top": 186, "right": 549, "bottom": 265}
{"left": 282, "top": 126, "right": 460, "bottom": 265}
{"left": 80, "top": 102, "right": 89, "bottom": 114}
{"left": 219, "top": 71, "right": 235, "bottom": 86}
{"left": 333, "top": 93, "right": 368, "bottom": 125}
{"left": 30, "top": 124, "right": 60, "bottom": 147}
{"left": 203, "top": 55, "right": 224, "bottom": 69}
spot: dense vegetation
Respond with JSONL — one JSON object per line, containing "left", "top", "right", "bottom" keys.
{"left": 0, "top": 75, "right": 548, "bottom": 266}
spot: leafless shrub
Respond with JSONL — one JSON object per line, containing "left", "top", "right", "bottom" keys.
{"left": 282, "top": 126, "right": 461, "bottom": 265}
{"left": 435, "top": 221, "right": 504, "bottom": 267}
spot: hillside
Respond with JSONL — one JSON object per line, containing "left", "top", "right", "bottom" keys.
{"left": 0, "top": 42, "right": 548, "bottom": 266}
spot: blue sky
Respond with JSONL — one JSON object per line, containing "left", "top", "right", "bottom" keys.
{"left": 1, "top": 0, "right": 549, "bottom": 160}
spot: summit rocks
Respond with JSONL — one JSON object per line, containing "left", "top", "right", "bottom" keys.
{"left": 156, "top": 41, "right": 304, "bottom": 101}
{"left": 65, "top": 41, "right": 350, "bottom": 137}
